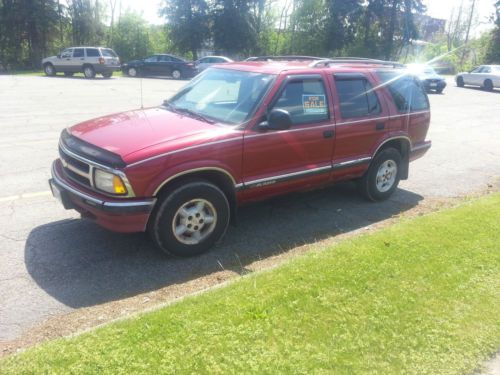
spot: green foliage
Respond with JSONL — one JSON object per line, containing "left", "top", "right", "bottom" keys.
{"left": 111, "top": 12, "right": 153, "bottom": 62}
{"left": 1, "top": 193, "right": 500, "bottom": 374}
{"left": 485, "top": 1, "right": 500, "bottom": 63}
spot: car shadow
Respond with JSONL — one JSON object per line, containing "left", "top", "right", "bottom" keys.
{"left": 25, "top": 183, "right": 423, "bottom": 308}
{"left": 42, "top": 75, "right": 116, "bottom": 80}
{"left": 460, "top": 85, "right": 500, "bottom": 94}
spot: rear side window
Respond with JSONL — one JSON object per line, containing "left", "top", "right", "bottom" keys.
{"left": 377, "top": 71, "right": 429, "bottom": 112}
{"left": 101, "top": 49, "right": 118, "bottom": 57}
{"left": 73, "top": 48, "right": 84, "bottom": 58}
{"left": 334, "top": 76, "right": 381, "bottom": 118}
{"left": 86, "top": 48, "right": 100, "bottom": 57}
{"left": 272, "top": 78, "right": 329, "bottom": 125}
{"left": 158, "top": 55, "right": 172, "bottom": 62}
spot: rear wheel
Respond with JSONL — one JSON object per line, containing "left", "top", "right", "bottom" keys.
{"left": 484, "top": 79, "right": 493, "bottom": 91}
{"left": 149, "top": 181, "right": 230, "bottom": 257}
{"left": 359, "top": 147, "right": 401, "bottom": 201}
{"left": 83, "top": 65, "right": 95, "bottom": 79}
{"left": 456, "top": 76, "right": 464, "bottom": 87}
{"left": 44, "top": 63, "right": 55, "bottom": 76}
{"left": 172, "top": 69, "right": 182, "bottom": 80}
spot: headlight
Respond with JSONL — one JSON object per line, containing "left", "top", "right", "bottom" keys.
{"left": 94, "top": 169, "right": 127, "bottom": 195}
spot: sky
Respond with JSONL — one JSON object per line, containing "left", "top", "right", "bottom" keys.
{"left": 118, "top": 0, "right": 497, "bottom": 31}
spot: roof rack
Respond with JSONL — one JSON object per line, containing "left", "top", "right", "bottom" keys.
{"left": 309, "top": 57, "right": 405, "bottom": 68}
{"left": 246, "top": 55, "right": 325, "bottom": 62}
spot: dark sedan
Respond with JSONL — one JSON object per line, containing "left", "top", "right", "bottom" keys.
{"left": 122, "top": 54, "right": 197, "bottom": 79}
{"left": 406, "top": 64, "right": 447, "bottom": 93}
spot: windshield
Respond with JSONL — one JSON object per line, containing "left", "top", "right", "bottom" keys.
{"left": 407, "top": 64, "right": 436, "bottom": 75}
{"left": 166, "top": 68, "right": 274, "bottom": 125}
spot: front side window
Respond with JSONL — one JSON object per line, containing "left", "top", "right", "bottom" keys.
{"left": 271, "top": 78, "right": 329, "bottom": 125}
{"left": 471, "top": 66, "right": 483, "bottom": 73}
{"left": 73, "top": 48, "right": 84, "bottom": 58}
{"left": 61, "top": 48, "right": 73, "bottom": 58}
{"left": 167, "top": 68, "right": 274, "bottom": 125}
{"left": 377, "top": 71, "right": 429, "bottom": 112}
{"left": 158, "top": 55, "right": 172, "bottom": 62}
{"left": 334, "top": 76, "right": 381, "bottom": 118}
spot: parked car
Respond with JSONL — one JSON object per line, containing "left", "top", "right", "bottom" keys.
{"left": 195, "top": 56, "right": 233, "bottom": 72}
{"left": 42, "top": 47, "right": 120, "bottom": 78}
{"left": 456, "top": 65, "right": 500, "bottom": 91}
{"left": 49, "top": 57, "right": 431, "bottom": 257}
{"left": 406, "top": 63, "right": 447, "bottom": 93}
{"left": 121, "top": 54, "right": 197, "bottom": 79}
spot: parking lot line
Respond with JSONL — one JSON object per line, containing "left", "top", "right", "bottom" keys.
{"left": 0, "top": 191, "right": 51, "bottom": 203}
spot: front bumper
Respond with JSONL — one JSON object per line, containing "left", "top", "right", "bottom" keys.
{"left": 50, "top": 160, "right": 156, "bottom": 233}
{"left": 423, "top": 79, "right": 446, "bottom": 91}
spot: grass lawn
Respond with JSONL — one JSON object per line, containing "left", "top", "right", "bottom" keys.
{"left": 1, "top": 193, "right": 499, "bottom": 374}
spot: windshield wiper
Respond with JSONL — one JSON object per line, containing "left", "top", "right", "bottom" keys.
{"left": 162, "top": 101, "right": 215, "bottom": 124}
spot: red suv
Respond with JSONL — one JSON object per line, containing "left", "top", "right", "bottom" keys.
{"left": 49, "top": 57, "right": 431, "bottom": 256}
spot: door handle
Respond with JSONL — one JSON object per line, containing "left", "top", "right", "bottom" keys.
{"left": 376, "top": 122, "right": 385, "bottom": 130}
{"left": 323, "top": 130, "right": 334, "bottom": 138}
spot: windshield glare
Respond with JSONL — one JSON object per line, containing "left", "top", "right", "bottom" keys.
{"left": 167, "top": 68, "right": 274, "bottom": 125}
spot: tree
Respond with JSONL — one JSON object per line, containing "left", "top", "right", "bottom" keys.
{"left": 160, "top": 0, "right": 209, "bottom": 59}
{"left": 324, "top": 0, "right": 362, "bottom": 54}
{"left": 485, "top": 0, "right": 500, "bottom": 63}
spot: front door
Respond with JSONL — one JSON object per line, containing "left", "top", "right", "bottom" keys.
{"left": 241, "top": 74, "right": 335, "bottom": 201}
{"left": 69, "top": 47, "right": 85, "bottom": 72}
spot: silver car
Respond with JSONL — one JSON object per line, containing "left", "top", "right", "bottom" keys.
{"left": 42, "top": 47, "right": 121, "bottom": 79}
{"left": 195, "top": 56, "right": 233, "bottom": 72}
{"left": 456, "top": 65, "right": 500, "bottom": 91}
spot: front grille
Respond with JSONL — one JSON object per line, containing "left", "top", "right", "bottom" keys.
{"left": 59, "top": 145, "right": 92, "bottom": 188}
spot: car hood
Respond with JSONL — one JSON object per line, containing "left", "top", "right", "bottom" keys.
{"left": 68, "top": 107, "right": 239, "bottom": 165}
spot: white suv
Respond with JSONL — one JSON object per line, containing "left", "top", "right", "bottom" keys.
{"left": 42, "top": 47, "right": 121, "bottom": 79}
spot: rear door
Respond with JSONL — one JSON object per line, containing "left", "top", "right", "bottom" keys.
{"left": 241, "top": 73, "right": 335, "bottom": 200}
{"left": 156, "top": 55, "right": 173, "bottom": 76}
{"left": 328, "top": 72, "right": 390, "bottom": 180}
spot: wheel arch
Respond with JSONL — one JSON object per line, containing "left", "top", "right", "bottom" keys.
{"left": 372, "top": 136, "right": 411, "bottom": 180}
{"left": 153, "top": 168, "right": 239, "bottom": 223}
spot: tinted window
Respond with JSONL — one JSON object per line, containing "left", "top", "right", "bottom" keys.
{"left": 86, "top": 48, "right": 99, "bottom": 57}
{"left": 158, "top": 55, "right": 172, "bottom": 62}
{"left": 144, "top": 56, "right": 158, "bottom": 63}
{"left": 171, "top": 56, "right": 184, "bottom": 63}
{"left": 377, "top": 71, "right": 429, "bottom": 112}
{"left": 335, "top": 76, "right": 381, "bottom": 118}
{"left": 73, "top": 48, "right": 84, "bottom": 58}
{"left": 272, "top": 78, "right": 329, "bottom": 125}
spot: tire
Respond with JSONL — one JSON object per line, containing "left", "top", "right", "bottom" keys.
{"left": 148, "top": 181, "right": 230, "bottom": 257}
{"left": 456, "top": 76, "right": 464, "bottom": 87}
{"left": 102, "top": 72, "right": 113, "bottom": 78}
{"left": 483, "top": 79, "right": 493, "bottom": 92}
{"left": 172, "top": 69, "right": 182, "bottom": 80}
{"left": 44, "top": 63, "right": 55, "bottom": 76}
{"left": 127, "top": 67, "right": 138, "bottom": 77}
{"left": 359, "top": 147, "right": 402, "bottom": 201}
{"left": 64, "top": 72, "right": 74, "bottom": 77}
{"left": 83, "top": 65, "right": 96, "bottom": 79}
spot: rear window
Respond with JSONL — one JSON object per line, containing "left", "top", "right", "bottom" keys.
{"left": 377, "top": 71, "right": 429, "bottom": 112}
{"left": 86, "top": 48, "right": 100, "bottom": 57}
{"left": 334, "top": 76, "right": 381, "bottom": 118}
{"left": 101, "top": 49, "right": 118, "bottom": 57}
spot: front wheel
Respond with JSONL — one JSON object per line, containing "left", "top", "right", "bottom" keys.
{"left": 83, "top": 65, "right": 96, "bottom": 79}
{"left": 359, "top": 147, "right": 401, "bottom": 201}
{"left": 44, "top": 63, "right": 55, "bottom": 76}
{"left": 148, "top": 181, "right": 230, "bottom": 257}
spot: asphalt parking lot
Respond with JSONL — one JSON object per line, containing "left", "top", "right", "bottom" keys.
{"left": 0, "top": 75, "right": 499, "bottom": 347}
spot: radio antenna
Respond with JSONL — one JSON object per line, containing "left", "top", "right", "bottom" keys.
{"left": 140, "top": 77, "right": 144, "bottom": 109}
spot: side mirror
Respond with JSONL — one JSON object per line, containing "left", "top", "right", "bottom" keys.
{"left": 258, "top": 109, "right": 292, "bottom": 131}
